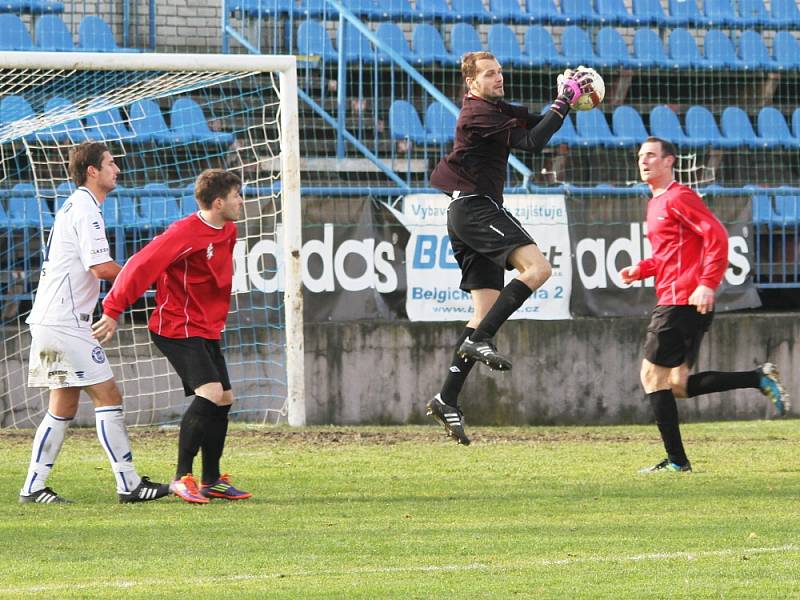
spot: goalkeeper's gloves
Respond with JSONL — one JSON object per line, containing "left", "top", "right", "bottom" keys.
{"left": 550, "top": 66, "right": 596, "bottom": 118}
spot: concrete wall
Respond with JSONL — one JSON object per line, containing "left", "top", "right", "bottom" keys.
{"left": 303, "top": 313, "right": 799, "bottom": 425}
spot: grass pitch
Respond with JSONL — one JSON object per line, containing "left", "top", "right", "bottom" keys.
{"left": 1, "top": 421, "right": 798, "bottom": 599}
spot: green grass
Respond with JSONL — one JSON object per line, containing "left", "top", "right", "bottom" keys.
{"left": 1, "top": 421, "right": 798, "bottom": 599}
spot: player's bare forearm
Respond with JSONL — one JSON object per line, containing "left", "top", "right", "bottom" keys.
{"left": 89, "top": 261, "right": 123, "bottom": 282}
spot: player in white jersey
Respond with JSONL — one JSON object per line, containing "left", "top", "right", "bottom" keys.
{"left": 19, "top": 142, "right": 169, "bottom": 504}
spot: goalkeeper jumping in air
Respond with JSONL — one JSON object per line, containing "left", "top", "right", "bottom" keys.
{"left": 426, "top": 52, "right": 598, "bottom": 445}
{"left": 93, "top": 169, "right": 252, "bottom": 504}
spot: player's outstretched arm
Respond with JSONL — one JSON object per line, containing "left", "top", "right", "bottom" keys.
{"left": 91, "top": 314, "right": 118, "bottom": 345}
{"left": 509, "top": 69, "right": 598, "bottom": 153}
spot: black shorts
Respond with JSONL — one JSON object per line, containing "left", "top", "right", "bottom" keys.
{"left": 644, "top": 305, "right": 714, "bottom": 368}
{"left": 446, "top": 193, "right": 536, "bottom": 291}
{"left": 150, "top": 332, "right": 232, "bottom": 397}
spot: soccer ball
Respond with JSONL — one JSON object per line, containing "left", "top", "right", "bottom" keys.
{"left": 572, "top": 68, "right": 605, "bottom": 112}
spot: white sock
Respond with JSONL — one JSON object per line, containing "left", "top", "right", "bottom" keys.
{"left": 20, "top": 411, "right": 71, "bottom": 496}
{"left": 95, "top": 406, "right": 141, "bottom": 494}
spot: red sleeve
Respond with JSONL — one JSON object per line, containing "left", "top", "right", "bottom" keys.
{"left": 637, "top": 258, "right": 657, "bottom": 279}
{"left": 667, "top": 192, "right": 729, "bottom": 289}
{"left": 102, "top": 223, "right": 194, "bottom": 320}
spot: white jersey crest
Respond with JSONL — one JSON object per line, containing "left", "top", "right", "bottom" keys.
{"left": 27, "top": 187, "right": 111, "bottom": 328}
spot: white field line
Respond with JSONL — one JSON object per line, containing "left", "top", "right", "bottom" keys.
{"left": 2, "top": 544, "right": 797, "bottom": 595}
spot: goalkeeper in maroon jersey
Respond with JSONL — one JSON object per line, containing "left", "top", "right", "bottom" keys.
{"left": 620, "top": 137, "right": 789, "bottom": 474}
{"left": 425, "top": 52, "right": 597, "bottom": 445}
{"left": 92, "top": 168, "right": 252, "bottom": 504}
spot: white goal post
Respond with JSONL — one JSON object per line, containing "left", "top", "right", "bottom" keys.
{"left": 0, "top": 53, "right": 305, "bottom": 427}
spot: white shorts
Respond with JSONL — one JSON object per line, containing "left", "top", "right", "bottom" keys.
{"left": 28, "top": 324, "right": 114, "bottom": 389}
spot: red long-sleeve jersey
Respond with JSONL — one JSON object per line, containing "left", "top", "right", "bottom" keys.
{"left": 103, "top": 213, "right": 237, "bottom": 339}
{"left": 636, "top": 181, "right": 729, "bottom": 305}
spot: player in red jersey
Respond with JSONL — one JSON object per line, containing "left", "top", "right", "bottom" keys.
{"left": 93, "top": 169, "right": 252, "bottom": 503}
{"left": 620, "top": 137, "right": 789, "bottom": 473}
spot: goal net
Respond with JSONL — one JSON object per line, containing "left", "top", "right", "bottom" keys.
{"left": 0, "top": 53, "right": 304, "bottom": 428}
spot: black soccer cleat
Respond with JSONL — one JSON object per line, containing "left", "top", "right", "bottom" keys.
{"left": 638, "top": 458, "right": 692, "bottom": 474}
{"left": 118, "top": 476, "right": 171, "bottom": 504}
{"left": 426, "top": 394, "right": 471, "bottom": 446}
{"left": 19, "top": 487, "right": 71, "bottom": 504}
{"left": 457, "top": 337, "right": 512, "bottom": 371}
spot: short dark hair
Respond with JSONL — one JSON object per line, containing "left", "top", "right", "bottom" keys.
{"left": 643, "top": 136, "right": 677, "bottom": 159}
{"left": 461, "top": 51, "right": 497, "bottom": 83}
{"left": 68, "top": 142, "right": 109, "bottom": 186}
{"left": 194, "top": 169, "right": 242, "bottom": 209}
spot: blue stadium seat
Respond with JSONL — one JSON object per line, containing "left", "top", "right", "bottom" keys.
{"left": 649, "top": 105, "right": 702, "bottom": 147}
{"left": 0, "top": 95, "right": 36, "bottom": 142}
{"left": 596, "top": 27, "right": 634, "bottom": 68}
{"left": 416, "top": 0, "right": 455, "bottom": 21}
{"left": 526, "top": 0, "right": 567, "bottom": 24}
{"left": 770, "top": 0, "right": 800, "bottom": 27}
{"left": 751, "top": 193, "right": 778, "bottom": 225}
{"left": 774, "top": 194, "right": 800, "bottom": 224}
{"left": 413, "top": 24, "right": 457, "bottom": 65}
{"left": 103, "top": 188, "right": 138, "bottom": 230}
{"left": 450, "top": 0, "right": 493, "bottom": 22}
{"left": 632, "top": 28, "right": 671, "bottom": 68}
{"left": 341, "top": 0, "right": 381, "bottom": 20}
{"left": 489, "top": 0, "right": 530, "bottom": 23}
{"left": 424, "top": 102, "right": 456, "bottom": 144}
{"left": 488, "top": 24, "right": 530, "bottom": 67}
{"left": 668, "top": 0, "right": 709, "bottom": 26}
{"left": 720, "top": 106, "right": 768, "bottom": 148}
{"left": 8, "top": 183, "right": 54, "bottom": 228}
{"left": 129, "top": 99, "right": 183, "bottom": 144}
{"left": 139, "top": 183, "right": 181, "bottom": 227}
{"left": 79, "top": 15, "right": 139, "bottom": 52}
{"left": 169, "top": 98, "right": 234, "bottom": 145}
{"left": 0, "top": 13, "right": 33, "bottom": 50}
{"left": 577, "top": 108, "right": 636, "bottom": 147}
{"left": 757, "top": 107, "right": 800, "bottom": 149}
{"left": 561, "top": 25, "right": 600, "bottom": 67}
{"left": 548, "top": 111, "right": 579, "bottom": 146}
{"left": 773, "top": 31, "right": 800, "bottom": 69}
{"left": 596, "top": 0, "right": 638, "bottom": 25}
{"left": 34, "top": 14, "right": 73, "bottom": 51}
{"left": 341, "top": 22, "right": 374, "bottom": 64}
{"left": 297, "top": 20, "right": 337, "bottom": 64}
{"left": 560, "top": 0, "right": 602, "bottom": 24}
{"left": 389, "top": 100, "right": 428, "bottom": 144}
{"left": 703, "top": 0, "right": 741, "bottom": 27}
{"left": 38, "top": 96, "right": 90, "bottom": 143}
{"left": 792, "top": 108, "right": 800, "bottom": 140}
{"left": 703, "top": 30, "right": 742, "bottom": 69}
{"left": 84, "top": 100, "right": 137, "bottom": 143}
{"left": 378, "top": 0, "right": 419, "bottom": 21}
{"left": 612, "top": 105, "right": 649, "bottom": 144}
{"left": 685, "top": 105, "right": 739, "bottom": 148}
{"left": 524, "top": 25, "right": 568, "bottom": 67}
{"left": 54, "top": 181, "right": 75, "bottom": 213}
{"left": 450, "top": 23, "right": 484, "bottom": 56}
{"left": 668, "top": 28, "right": 708, "bottom": 69}
{"left": 181, "top": 184, "right": 197, "bottom": 216}
{"left": 633, "top": 0, "right": 677, "bottom": 25}
{"left": 737, "top": 0, "right": 770, "bottom": 26}
{"left": 375, "top": 22, "right": 420, "bottom": 65}
{"left": 0, "top": 1, "right": 63, "bottom": 14}
{"left": 738, "top": 30, "right": 776, "bottom": 70}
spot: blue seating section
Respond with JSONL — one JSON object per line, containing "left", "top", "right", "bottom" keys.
{"left": 0, "top": 96, "right": 233, "bottom": 146}
{"left": 0, "top": 13, "right": 138, "bottom": 52}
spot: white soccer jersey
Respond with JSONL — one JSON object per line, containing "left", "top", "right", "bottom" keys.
{"left": 26, "top": 187, "right": 112, "bottom": 328}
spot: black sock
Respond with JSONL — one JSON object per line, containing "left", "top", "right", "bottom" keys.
{"left": 440, "top": 327, "right": 476, "bottom": 407}
{"left": 471, "top": 279, "right": 533, "bottom": 342}
{"left": 686, "top": 370, "right": 761, "bottom": 397}
{"left": 176, "top": 395, "right": 217, "bottom": 478}
{"left": 201, "top": 403, "right": 231, "bottom": 484}
{"left": 647, "top": 389, "right": 689, "bottom": 466}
